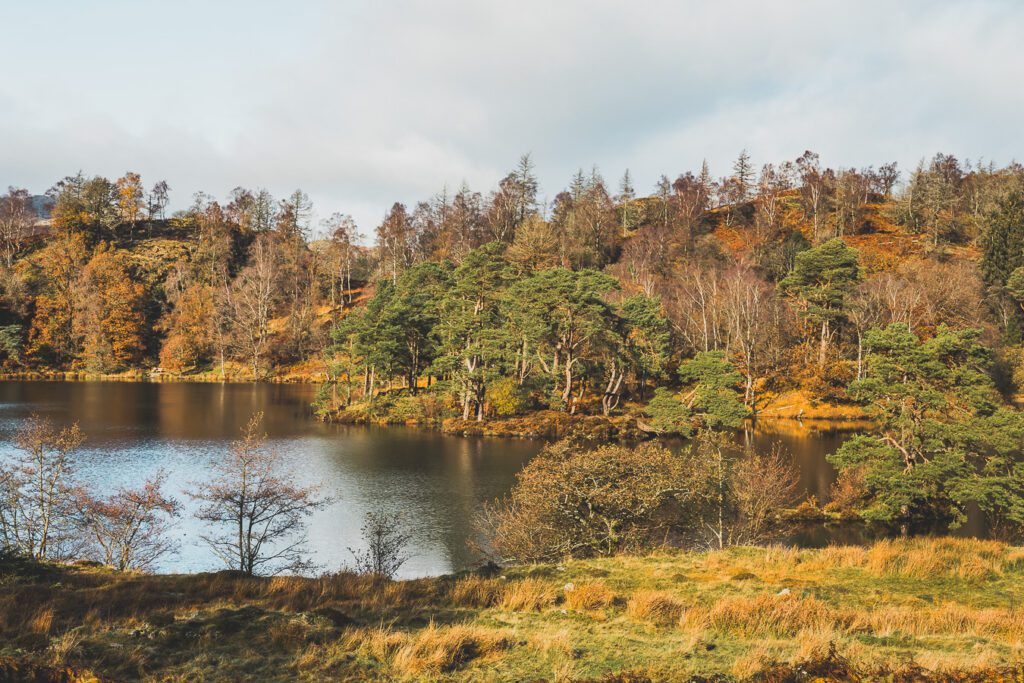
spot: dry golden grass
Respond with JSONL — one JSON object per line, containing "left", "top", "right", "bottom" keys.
{"left": 448, "top": 575, "right": 504, "bottom": 608}
{"left": 563, "top": 581, "right": 616, "bottom": 611}
{"left": 730, "top": 644, "right": 774, "bottom": 680}
{"left": 4, "top": 537, "right": 1024, "bottom": 681}
{"left": 28, "top": 608, "right": 54, "bottom": 635}
{"left": 499, "top": 577, "right": 558, "bottom": 612}
{"left": 344, "top": 622, "right": 513, "bottom": 677}
{"left": 807, "top": 537, "right": 1016, "bottom": 579}
{"left": 625, "top": 590, "right": 684, "bottom": 626}
{"left": 390, "top": 623, "right": 512, "bottom": 677}
{"left": 697, "top": 593, "right": 836, "bottom": 638}
{"left": 344, "top": 623, "right": 407, "bottom": 662}
{"left": 529, "top": 628, "right": 573, "bottom": 656}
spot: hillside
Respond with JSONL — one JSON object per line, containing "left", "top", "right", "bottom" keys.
{"left": 2, "top": 157, "right": 1023, "bottom": 430}
{"left": 2, "top": 538, "right": 1023, "bottom": 682}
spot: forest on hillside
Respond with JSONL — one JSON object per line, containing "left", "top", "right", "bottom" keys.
{"left": 1, "top": 149, "right": 1023, "bottom": 564}
{"left": 3, "top": 152, "right": 1024, "bottom": 566}
{"left": 1, "top": 151, "right": 1024, "bottom": 410}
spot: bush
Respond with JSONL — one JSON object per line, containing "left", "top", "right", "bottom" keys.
{"left": 486, "top": 377, "right": 530, "bottom": 417}
{"left": 389, "top": 396, "right": 427, "bottom": 422}
{"left": 349, "top": 508, "right": 412, "bottom": 579}
{"left": 479, "top": 440, "right": 701, "bottom": 562}
{"left": 480, "top": 437, "right": 803, "bottom": 561}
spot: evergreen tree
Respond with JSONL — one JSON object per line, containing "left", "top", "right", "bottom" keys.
{"left": 981, "top": 190, "right": 1024, "bottom": 290}
{"left": 779, "top": 238, "right": 861, "bottom": 370}
{"left": 432, "top": 243, "right": 513, "bottom": 420}
{"left": 829, "top": 324, "right": 1024, "bottom": 532}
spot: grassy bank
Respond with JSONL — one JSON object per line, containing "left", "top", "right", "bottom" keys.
{"left": 3, "top": 538, "right": 1024, "bottom": 681}
{"left": 323, "top": 389, "right": 870, "bottom": 441}
{"left": 0, "top": 359, "right": 330, "bottom": 384}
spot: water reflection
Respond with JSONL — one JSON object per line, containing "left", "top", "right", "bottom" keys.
{"left": 0, "top": 381, "right": 967, "bottom": 576}
{"left": 0, "top": 381, "right": 538, "bottom": 577}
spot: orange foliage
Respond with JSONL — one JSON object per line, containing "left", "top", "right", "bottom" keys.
{"left": 159, "top": 281, "right": 217, "bottom": 371}
{"left": 76, "top": 248, "right": 147, "bottom": 371}
{"left": 27, "top": 232, "right": 89, "bottom": 364}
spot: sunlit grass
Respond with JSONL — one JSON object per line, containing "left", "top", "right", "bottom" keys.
{"left": 2, "top": 537, "right": 1024, "bottom": 680}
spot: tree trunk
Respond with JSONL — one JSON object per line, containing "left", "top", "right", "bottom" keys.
{"left": 818, "top": 320, "right": 830, "bottom": 371}
{"left": 561, "top": 359, "right": 573, "bottom": 409}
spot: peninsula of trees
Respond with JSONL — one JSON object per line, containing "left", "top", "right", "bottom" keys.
{"left": 1, "top": 151, "right": 1023, "bottom": 426}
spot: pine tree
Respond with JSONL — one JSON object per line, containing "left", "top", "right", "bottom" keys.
{"left": 733, "top": 149, "right": 754, "bottom": 201}
{"left": 830, "top": 324, "right": 1024, "bottom": 532}
{"left": 779, "top": 238, "right": 862, "bottom": 370}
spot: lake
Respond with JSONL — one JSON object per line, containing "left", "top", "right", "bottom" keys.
{"left": 0, "top": 381, "right": 856, "bottom": 577}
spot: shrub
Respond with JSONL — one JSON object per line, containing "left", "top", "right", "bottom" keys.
{"left": 389, "top": 396, "right": 426, "bottom": 423}
{"left": 487, "top": 377, "right": 530, "bottom": 417}
{"left": 348, "top": 508, "right": 412, "bottom": 580}
{"left": 479, "top": 440, "right": 701, "bottom": 562}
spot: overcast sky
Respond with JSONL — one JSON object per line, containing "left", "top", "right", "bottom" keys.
{"left": 1, "top": 0, "right": 1022, "bottom": 235}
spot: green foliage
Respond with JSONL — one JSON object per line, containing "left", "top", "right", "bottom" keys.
{"left": 619, "top": 294, "right": 671, "bottom": 380}
{"left": 779, "top": 238, "right": 862, "bottom": 326}
{"left": 487, "top": 376, "right": 530, "bottom": 417}
{"left": 341, "top": 262, "right": 450, "bottom": 391}
{"left": 642, "top": 352, "right": 746, "bottom": 436}
{"left": 643, "top": 387, "right": 692, "bottom": 436}
{"left": 0, "top": 324, "right": 22, "bottom": 364}
{"left": 432, "top": 243, "right": 514, "bottom": 418}
{"left": 1006, "top": 266, "right": 1024, "bottom": 306}
{"left": 389, "top": 395, "right": 428, "bottom": 422}
{"left": 981, "top": 190, "right": 1024, "bottom": 289}
{"left": 829, "top": 324, "right": 1024, "bottom": 529}
{"left": 755, "top": 229, "right": 810, "bottom": 281}
{"left": 678, "top": 351, "right": 747, "bottom": 430}
{"left": 506, "top": 266, "right": 619, "bottom": 410}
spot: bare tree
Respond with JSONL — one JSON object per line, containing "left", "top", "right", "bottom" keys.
{"left": 721, "top": 265, "right": 785, "bottom": 410}
{"left": 671, "top": 171, "right": 711, "bottom": 242}
{"left": 189, "top": 412, "right": 328, "bottom": 575}
{"left": 115, "top": 171, "right": 145, "bottom": 236}
{"left": 227, "top": 235, "right": 278, "bottom": 379}
{"left": 348, "top": 507, "right": 412, "bottom": 579}
{"left": 662, "top": 261, "right": 726, "bottom": 354}
{"left": 753, "top": 163, "right": 792, "bottom": 245}
{"left": 147, "top": 180, "right": 171, "bottom": 220}
{"left": 0, "top": 415, "right": 85, "bottom": 560}
{"left": 796, "top": 150, "right": 834, "bottom": 242}
{"left": 376, "top": 202, "right": 416, "bottom": 284}
{"left": 617, "top": 222, "right": 671, "bottom": 296}
{"left": 728, "top": 444, "right": 801, "bottom": 546}
{"left": 695, "top": 435, "right": 801, "bottom": 550}
{"left": 0, "top": 188, "right": 34, "bottom": 267}
{"left": 324, "top": 213, "right": 361, "bottom": 307}
{"left": 76, "top": 471, "right": 179, "bottom": 571}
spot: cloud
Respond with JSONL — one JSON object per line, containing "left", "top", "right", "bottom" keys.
{"left": 0, "top": 0, "right": 1021, "bottom": 233}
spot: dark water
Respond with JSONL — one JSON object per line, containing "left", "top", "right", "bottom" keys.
{"left": 0, "top": 381, "right": 865, "bottom": 576}
{"left": 0, "top": 381, "right": 539, "bottom": 577}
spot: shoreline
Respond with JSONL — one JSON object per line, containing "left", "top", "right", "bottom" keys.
{"left": 0, "top": 374, "right": 873, "bottom": 438}
{"left": 0, "top": 370, "right": 326, "bottom": 384}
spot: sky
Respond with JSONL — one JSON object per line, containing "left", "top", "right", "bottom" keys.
{"left": 1, "top": 0, "right": 1022, "bottom": 237}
